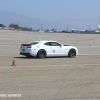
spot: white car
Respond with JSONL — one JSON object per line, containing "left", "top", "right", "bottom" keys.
{"left": 20, "top": 40, "right": 78, "bottom": 58}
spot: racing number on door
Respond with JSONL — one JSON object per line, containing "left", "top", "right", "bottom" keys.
{"left": 53, "top": 50, "right": 55, "bottom": 53}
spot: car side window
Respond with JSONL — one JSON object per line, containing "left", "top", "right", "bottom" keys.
{"left": 44, "top": 42, "right": 49, "bottom": 46}
{"left": 30, "top": 42, "right": 39, "bottom": 45}
{"left": 50, "top": 42, "right": 61, "bottom": 46}
{"left": 44, "top": 42, "right": 61, "bottom": 46}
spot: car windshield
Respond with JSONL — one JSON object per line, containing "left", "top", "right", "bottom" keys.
{"left": 30, "top": 42, "right": 39, "bottom": 45}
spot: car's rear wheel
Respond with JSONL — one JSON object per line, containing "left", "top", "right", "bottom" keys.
{"left": 37, "top": 50, "right": 46, "bottom": 58}
{"left": 68, "top": 49, "right": 76, "bottom": 58}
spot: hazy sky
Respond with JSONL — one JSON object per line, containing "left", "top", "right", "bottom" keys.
{"left": 0, "top": 0, "right": 100, "bottom": 30}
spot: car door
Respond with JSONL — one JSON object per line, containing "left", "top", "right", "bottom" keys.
{"left": 49, "top": 42, "right": 65, "bottom": 56}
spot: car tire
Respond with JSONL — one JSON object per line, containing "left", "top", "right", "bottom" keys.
{"left": 37, "top": 50, "right": 46, "bottom": 58}
{"left": 68, "top": 49, "right": 76, "bottom": 58}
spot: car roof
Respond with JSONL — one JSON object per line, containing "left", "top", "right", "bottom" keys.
{"left": 34, "top": 40, "right": 58, "bottom": 43}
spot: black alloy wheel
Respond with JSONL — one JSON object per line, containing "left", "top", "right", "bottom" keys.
{"left": 68, "top": 49, "right": 76, "bottom": 58}
{"left": 38, "top": 50, "right": 46, "bottom": 58}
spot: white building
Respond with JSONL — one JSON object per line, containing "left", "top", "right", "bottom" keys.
{"left": 95, "top": 24, "right": 100, "bottom": 32}
{"left": 98, "top": 24, "right": 100, "bottom": 29}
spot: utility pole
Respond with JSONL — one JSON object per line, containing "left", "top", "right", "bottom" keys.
{"left": 98, "top": 16, "right": 100, "bottom": 25}
{"left": 97, "top": 16, "right": 100, "bottom": 30}
{"left": 41, "top": 23, "right": 43, "bottom": 31}
{"left": 88, "top": 25, "right": 90, "bottom": 31}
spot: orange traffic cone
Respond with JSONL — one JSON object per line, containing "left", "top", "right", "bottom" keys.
{"left": 88, "top": 44, "right": 92, "bottom": 46}
{"left": 16, "top": 43, "right": 19, "bottom": 46}
{"left": 11, "top": 60, "right": 16, "bottom": 66}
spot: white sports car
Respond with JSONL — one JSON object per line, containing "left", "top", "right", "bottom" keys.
{"left": 20, "top": 40, "right": 78, "bottom": 58}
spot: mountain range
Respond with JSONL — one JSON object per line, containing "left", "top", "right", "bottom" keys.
{"left": 0, "top": 10, "right": 67, "bottom": 30}
{"left": 0, "top": 10, "right": 98, "bottom": 30}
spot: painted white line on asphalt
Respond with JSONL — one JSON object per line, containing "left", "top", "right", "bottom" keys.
{"left": 79, "top": 53, "right": 99, "bottom": 56}
{"left": 0, "top": 64, "right": 100, "bottom": 68}
{"left": 83, "top": 64, "right": 100, "bottom": 66}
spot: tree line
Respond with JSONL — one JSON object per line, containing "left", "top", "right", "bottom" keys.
{"left": 0, "top": 23, "right": 32, "bottom": 31}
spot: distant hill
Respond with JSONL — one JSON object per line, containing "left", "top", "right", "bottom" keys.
{"left": 0, "top": 10, "right": 66, "bottom": 30}
{"left": 0, "top": 10, "right": 42, "bottom": 29}
{"left": 0, "top": 10, "right": 97, "bottom": 30}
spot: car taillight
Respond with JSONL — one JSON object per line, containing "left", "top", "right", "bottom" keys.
{"left": 27, "top": 46, "right": 31, "bottom": 48}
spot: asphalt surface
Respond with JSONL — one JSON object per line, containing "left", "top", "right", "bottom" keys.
{"left": 0, "top": 30, "right": 100, "bottom": 100}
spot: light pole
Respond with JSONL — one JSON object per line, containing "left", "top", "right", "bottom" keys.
{"left": 98, "top": 16, "right": 100, "bottom": 25}
{"left": 88, "top": 25, "right": 90, "bottom": 31}
{"left": 41, "top": 23, "right": 43, "bottom": 31}
{"left": 97, "top": 16, "right": 100, "bottom": 30}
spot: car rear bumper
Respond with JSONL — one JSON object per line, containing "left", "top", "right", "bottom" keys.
{"left": 20, "top": 52, "right": 30, "bottom": 56}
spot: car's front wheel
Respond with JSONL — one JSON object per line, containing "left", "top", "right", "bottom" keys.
{"left": 68, "top": 49, "right": 76, "bottom": 58}
{"left": 37, "top": 50, "right": 46, "bottom": 58}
